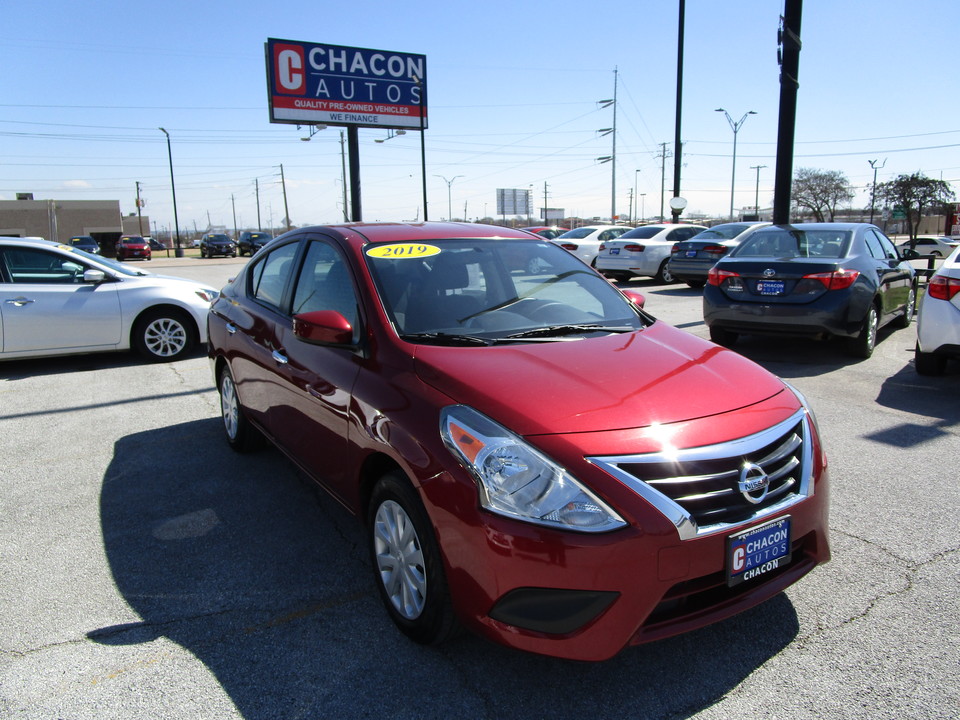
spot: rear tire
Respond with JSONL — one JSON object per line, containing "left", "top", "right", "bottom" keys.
{"left": 218, "top": 365, "right": 264, "bottom": 452}
{"left": 848, "top": 303, "right": 879, "bottom": 359}
{"left": 709, "top": 326, "right": 738, "bottom": 346}
{"left": 368, "top": 472, "right": 459, "bottom": 645}
{"left": 915, "top": 344, "right": 946, "bottom": 376}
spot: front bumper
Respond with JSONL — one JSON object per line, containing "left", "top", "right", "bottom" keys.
{"left": 423, "top": 400, "right": 831, "bottom": 661}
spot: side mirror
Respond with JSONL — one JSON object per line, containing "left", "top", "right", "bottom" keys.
{"left": 293, "top": 310, "right": 354, "bottom": 346}
{"left": 901, "top": 248, "right": 920, "bottom": 260}
{"left": 83, "top": 269, "right": 106, "bottom": 283}
{"left": 621, "top": 289, "right": 646, "bottom": 309}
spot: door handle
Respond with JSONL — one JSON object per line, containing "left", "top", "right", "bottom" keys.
{"left": 226, "top": 322, "right": 237, "bottom": 335}
{"left": 271, "top": 349, "right": 288, "bottom": 365}
{"left": 5, "top": 297, "right": 35, "bottom": 307}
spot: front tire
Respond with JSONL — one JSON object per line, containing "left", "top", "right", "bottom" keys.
{"left": 892, "top": 285, "right": 916, "bottom": 329}
{"left": 656, "top": 259, "right": 676, "bottom": 284}
{"left": 132, "top": 308, "right": 194, "bottom": 361}
{"left": 368, "top": 472, "right": 459, "bottom": 645}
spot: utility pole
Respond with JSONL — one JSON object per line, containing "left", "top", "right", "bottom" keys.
{"left": 231, "top": 194, "right": 238, "bottom": 239}
{"left": 751, "top": 165, "right": 767, "bottom": 219}
{"left": 255, "top": 178, "right": 262, "bottom": 231}
{"left": 340, "top": 131, "right": 349, "bottom": 222}
{"left": 279, "top": 164, "right": 291, "bottom": 231}
{"left": 658, "top": 142, "right": 671, "bottom": 222}
{"left": 135, "top": 181, "right": 144, "bottom": 235}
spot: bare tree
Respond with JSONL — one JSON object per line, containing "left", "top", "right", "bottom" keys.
{"left": 791, "top": 168, "right": 856, "bottom": 222}
{"left": 875, "top": 172, "right": 955, "bottom": 241}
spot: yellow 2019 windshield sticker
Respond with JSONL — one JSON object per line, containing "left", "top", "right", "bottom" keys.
{"left": 366, "top": 243, "right": 441, "bottom": 259}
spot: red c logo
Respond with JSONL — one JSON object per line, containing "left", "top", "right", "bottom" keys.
{"left": 274, "top": 44, "right": 305, "bottom": 95}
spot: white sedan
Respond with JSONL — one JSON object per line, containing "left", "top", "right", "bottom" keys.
{"left": 915, "top": 245, "right": 960, "bottom": 375}
{"left": 551, "top": 225, "right": 631, "bottom": 266}
{"left": 897, "top": 236, "right": 959, "bottom": 258}
{"left": 595, "top": 223, "right": 706, "bottom": 283}
{"left": 0, "top": 236, "right": 219, "bottom": 362}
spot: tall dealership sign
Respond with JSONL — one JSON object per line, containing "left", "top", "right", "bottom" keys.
{"left": 265, "top": 38, "right": 428, "bottom": 130}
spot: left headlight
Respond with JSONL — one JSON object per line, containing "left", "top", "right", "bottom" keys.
{"left": 195, "top": 288, "right": 220, "bottom": 303}
{"left": 440, "top": 405, "right": 626, "bottom": 533}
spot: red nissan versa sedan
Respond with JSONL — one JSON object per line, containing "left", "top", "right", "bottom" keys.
{"left": 207, "top": 222, "right": 830, "bottom": 661}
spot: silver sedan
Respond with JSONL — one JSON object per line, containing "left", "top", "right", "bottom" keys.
{"left": 0, "top": 236, "right": 219, "bottom": 362}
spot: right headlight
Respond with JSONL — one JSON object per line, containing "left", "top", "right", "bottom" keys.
{"left": 440, "top": 405, "right": 626, "bottom": 533}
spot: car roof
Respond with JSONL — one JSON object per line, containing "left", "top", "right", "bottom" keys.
{"left": 1, "top": 236, "right": 60, "bottom": 248}
{"left": 283, "top": 222, "right": 540, "bottom": 248}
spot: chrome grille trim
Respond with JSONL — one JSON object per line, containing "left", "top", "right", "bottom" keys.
{"left": 588, "top": 408, "right": 812, "bottom": 541}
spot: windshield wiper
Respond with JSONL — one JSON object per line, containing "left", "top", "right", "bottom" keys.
{"left": 400, "top": 332, "right": 494, "bottom": 346}
{"left": 505, "top": 324, "right": 635, "bottom": 339}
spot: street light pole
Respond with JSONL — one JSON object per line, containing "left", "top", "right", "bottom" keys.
{"left": 716, "top": 108, "right": 757, "bottom": 221}
{"left": 434, "top": 175, "right": 462, "bottom": 220}
{"left": 158, "top": 127, "right": 183, "bottom": 257}
{"left": 868, "top": 158, "right": 887, "bottom": 224}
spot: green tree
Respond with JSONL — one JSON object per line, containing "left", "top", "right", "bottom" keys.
{"left": 791, "top": 168, "right": 856, "bottom": 222}
{"left": 875, "top": 172, "right": 955, "bottom": 241}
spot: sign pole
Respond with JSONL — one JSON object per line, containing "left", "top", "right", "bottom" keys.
{"left": 347, "top": 126, "right": 361, "bottom": 222}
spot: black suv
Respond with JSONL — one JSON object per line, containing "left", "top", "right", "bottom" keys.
{"left": 199, "top": 233, "right": 237, "bottom": 258}
{"left": 237, "top": 231, "right": 273, "bottom": 256}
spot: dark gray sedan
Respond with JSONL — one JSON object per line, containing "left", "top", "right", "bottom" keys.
{"left": 667, "top": 222, "right": 768, "bottom": 288}
{"left": 703, "top": 223, "right": 916, "bottom": 358}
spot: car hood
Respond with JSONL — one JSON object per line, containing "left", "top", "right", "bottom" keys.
{"left": 413, "top": 321, "right": 785, "bottom": 436}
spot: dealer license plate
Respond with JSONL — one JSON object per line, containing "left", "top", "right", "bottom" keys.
{"left": 755, "top": 279, "right": 784, "bottom": 295}
{"left": 685, "top": 250, "right": 697, "bottom": 257}
{"left": 609, "top": 248, "right": 620, "bottom": 255}
{"left": 726, "top": 516, "right": 791, "bottom": 587}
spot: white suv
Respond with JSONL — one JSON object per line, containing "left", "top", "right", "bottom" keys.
{"left": 915, "top": 245, "right": 960, "bottom": 375}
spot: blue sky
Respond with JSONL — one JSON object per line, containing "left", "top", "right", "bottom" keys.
{"left": 3, "top": 0, "right": 958, "bottom": 233}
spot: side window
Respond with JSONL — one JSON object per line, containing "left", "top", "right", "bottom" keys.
{"left": 863, "top": 230, "right": 886, "bottom": 260}
{"left": 291, "top": 240, "right": 359, "bottom": 329}
{"left": 250, "top": 241, "right": 299, "bottom": 311}
{"left": 871, "top": 230, "right": 899, "bottom": 260}
{"left": 0, "top": 248, "right": 87, "bottom": 284}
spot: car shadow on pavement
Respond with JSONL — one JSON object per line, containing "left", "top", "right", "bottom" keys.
{"left": 93, "top": 418, "right": 801, "bottom": 719}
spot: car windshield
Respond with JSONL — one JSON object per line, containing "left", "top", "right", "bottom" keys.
{"left": 208, "top": 235, "right": 230, "bottom": 241}
{"left": 365, "top": 238, "right": 646, "bottom": 343}
{"left": 618, "top": 226, "right": 663, "bottom": 239}
{"left": 57, "top": 245, "right": 150, "bottom": 276}
{"left": 732, "top": 228, "right": 851, "bottom": 259}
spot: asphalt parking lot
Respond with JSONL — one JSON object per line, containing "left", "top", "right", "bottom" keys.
{"left": 1, "top": 255, "right": 958, "bottom": 719}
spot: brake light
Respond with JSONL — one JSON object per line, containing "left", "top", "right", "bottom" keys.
{"left": 801, "top": 269, "right": 860, "bottom": 290}
{"left": 560, "top": 243, "right": 578, "bottom": 251}
{"left": 707, "top": 267, "right": 740, "bottom": 286}
{"left": 670, "top": 244, "right": 682, "bottom": 254}
{"left": 928, "top": 274, "right": 960, "bottom": 301}
{"left": 598, "top": 243, "right": 606, "bottom": 251}
{"left": 624, "top": 244, "right": 645, "bottom": 252}
{"left": 703, "top": 244, "right": 728, "bottom": 255}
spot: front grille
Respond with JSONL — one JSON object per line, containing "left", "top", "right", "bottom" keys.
{"left": 589, "top": 409, "right": 813, "bottom": 540}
